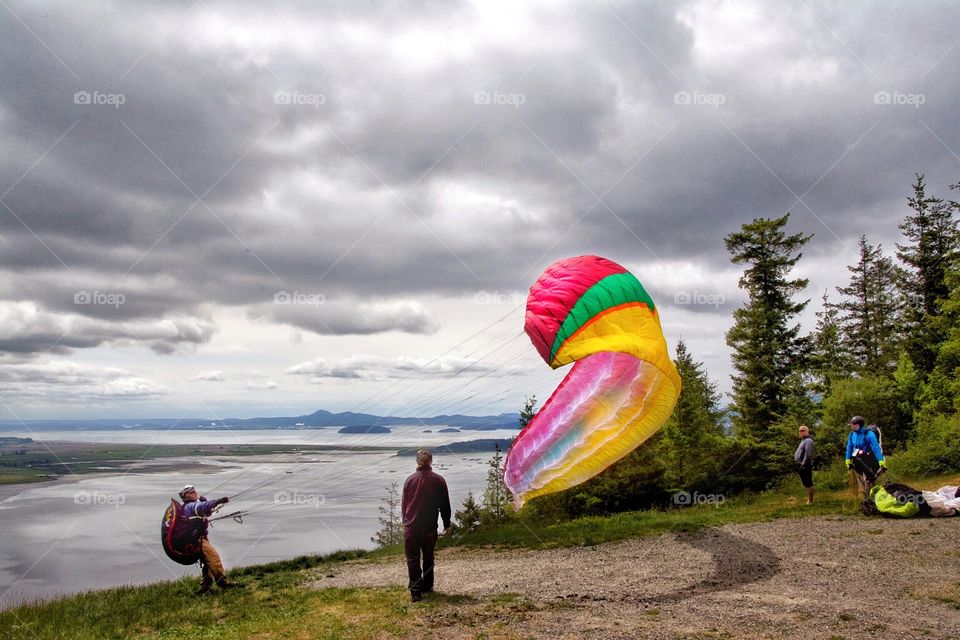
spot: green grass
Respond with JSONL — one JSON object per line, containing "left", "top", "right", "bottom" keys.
{"left": 0, "top": 467, "right": 51, "bottom": 484}
{"left": 442, "top": 478, "right": 863, "bottom": 550}
{"left": 2, "top": 580, "right": 415, "bottom": 640}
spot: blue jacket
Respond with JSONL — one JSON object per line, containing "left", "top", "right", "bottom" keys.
{"left": 846, "top": 429, "right": 884, "bottom": 462}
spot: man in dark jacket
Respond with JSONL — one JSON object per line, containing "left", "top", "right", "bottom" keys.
{"left": 401, "top": 449, "right": 451, "bottom": 602}
{"left": 179, "top": 484, "right": 232, "bottom": 594}
{"left": 794, "top": 425, "right": 815, "bottom": 505}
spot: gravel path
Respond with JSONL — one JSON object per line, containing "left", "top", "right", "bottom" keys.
{"left": 311, "top": 515, "right": 960, "bottom": 639}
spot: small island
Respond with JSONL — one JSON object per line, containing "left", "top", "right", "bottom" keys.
{"left": 337, "top": 425, "right": 391, "bottom": 434}
{"left": 437, "top": 427, "right": 460, "bottom": 433}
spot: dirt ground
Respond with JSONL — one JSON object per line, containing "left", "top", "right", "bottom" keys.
{"left": 312, "top": 515, "right": 960, "bottom": 639}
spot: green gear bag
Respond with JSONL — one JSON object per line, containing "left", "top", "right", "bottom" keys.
{"left": 869, "top": 485, "right": 919, "bottom": 518}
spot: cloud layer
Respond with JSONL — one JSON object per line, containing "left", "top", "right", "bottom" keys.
{"left": 2, "top": 0, "right": 959, "bottom": 415}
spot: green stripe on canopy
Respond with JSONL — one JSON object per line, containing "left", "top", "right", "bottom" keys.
{"left": 548, "top": 272, "right": 656, "bottom": 362}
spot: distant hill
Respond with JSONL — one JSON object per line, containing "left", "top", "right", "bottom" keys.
{"left": 0, "top": 411, "right": 521, "bottom": 431}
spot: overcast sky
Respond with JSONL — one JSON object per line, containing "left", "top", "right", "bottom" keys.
{"left": 1, "top": 0, "right": 959, "bottom": 420}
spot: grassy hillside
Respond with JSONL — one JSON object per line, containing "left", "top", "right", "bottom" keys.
{"left": 4, "top": 469, "right": 958, "bottom": 640}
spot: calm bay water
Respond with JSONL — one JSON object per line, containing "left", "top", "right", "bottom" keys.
{"left": 0, "top": 428, "right": 515, "bottom": 608}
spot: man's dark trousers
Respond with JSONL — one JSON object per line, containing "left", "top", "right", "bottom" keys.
{"left": 404, "top": 528, "right": 438, "bottom": 596}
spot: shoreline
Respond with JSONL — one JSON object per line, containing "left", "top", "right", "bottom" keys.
{"left": 0, "top": 440, "right": 403, "bottom": 486}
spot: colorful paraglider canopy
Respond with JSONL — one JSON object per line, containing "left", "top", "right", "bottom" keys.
{"left": 504, "top": 255, "right": 681, "bottom": 508}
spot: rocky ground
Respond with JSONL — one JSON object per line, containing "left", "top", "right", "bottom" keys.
{"left": 312, "top": 515, "right": 960, "bottom": 639}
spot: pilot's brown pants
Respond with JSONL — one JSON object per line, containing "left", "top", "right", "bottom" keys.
{"left": 200, "top": 538, "right": 227, "bottom": 588}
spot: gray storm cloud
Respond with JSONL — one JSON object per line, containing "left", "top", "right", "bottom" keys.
{"left": 286, "top": 354, "right": 524, "bottom": 381}
{"left": 249, "top": 299, "right": 440, "bottom": 336}
{"left": 0, "top": 360, "right": 167, "bottom": 401}
{"left": 1, "top": 0, "right": 959, "bottom": 412}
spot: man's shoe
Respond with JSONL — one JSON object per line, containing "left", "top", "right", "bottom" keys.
{"left": 411, "top": 593, "right": 422, "bottom": 603}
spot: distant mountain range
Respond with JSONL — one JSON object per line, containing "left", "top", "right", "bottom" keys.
{"left": 0, "top": 409, "right": 522, "bottom": 431}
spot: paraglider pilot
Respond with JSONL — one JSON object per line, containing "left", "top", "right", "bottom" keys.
{"left": 844, "top": 416, "right": 886, "bottom": 500}
{"left": 401, "top": 450, "right": 451, "bottom": 602}
{"left": 179, "top": 485, "right": 233, "bottom": 594}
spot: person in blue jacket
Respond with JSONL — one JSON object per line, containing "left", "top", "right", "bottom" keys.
{"left": 844, "top": 416, "right": 886, "bottom": 499}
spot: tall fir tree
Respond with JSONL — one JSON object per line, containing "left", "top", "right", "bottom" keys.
{"left": 810, "top": 291, "right": 851, "bottom": 395}
{"left": 896, "top": 174, "right": 960, "bottom": 376}
{"left": 834, "top": 236, "right": 901, "bottom": 374}
{"left": 659, "top": 339, "right": 726, "bottom": 490}
{"left": 725, "top": 213, "right": 812, "bottom": 443}
{"left": 919, "top": 264, "right": 960, "bottom": 418}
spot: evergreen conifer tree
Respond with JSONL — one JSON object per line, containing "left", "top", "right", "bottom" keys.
{"left": 481, "top": 443, "right": 511, "bottom": 521}
{"left": 834, "top": 236, "right": 901, "bottom": 374}
{"left": 518, "top": 395, "right": 537, "bottom": 429}
{"left": 896, "top": 175, "right": 960, "bottom": 375}
{"left": 660, "top": 339, "right": 726, "bottom": 489}
{"left": 725, "top": 214, "right": 812, "bottom": 442}
{"left": 453, "top": 492, "right": 483, "bottom": 535}
{"left": 810, "top": 291, "right": 851, "bottom": 394}
{"left": 370, "top": 482, "right": 403, "bottom": 547}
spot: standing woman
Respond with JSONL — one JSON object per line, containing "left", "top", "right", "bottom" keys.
{"left": 794, "top": 425, "right": 815, "bottom": 505}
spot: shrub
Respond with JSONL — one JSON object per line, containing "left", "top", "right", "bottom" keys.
{"left": 895, "top": 413, "right": 960, "bottom": 475}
